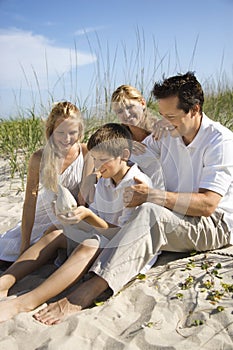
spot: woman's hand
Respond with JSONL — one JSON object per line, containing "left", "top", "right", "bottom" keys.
{"left": 132, "top": 141, "right": 147, "bottom": 155}
{"left": 152, "top": 119, "right": 175, "bottom": 140}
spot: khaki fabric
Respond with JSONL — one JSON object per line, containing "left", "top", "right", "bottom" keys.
{"left": 90, "top": 203, "right": 231, "bottom": 294}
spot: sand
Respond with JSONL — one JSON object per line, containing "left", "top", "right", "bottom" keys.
{"left": 0, "top": 157, "right": 233, "bottom": 349}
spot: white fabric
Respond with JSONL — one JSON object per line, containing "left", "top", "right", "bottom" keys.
{"left": 130, "top": 147, "right": 165, "bottom": 189}
{"left": 63, "top": 164, "right": 152, "bottom": 249}
{"left": 89, "top": 163, "right": 159, "bottom": 272}
{"left": 0, "top": 146, "right": 84, "bottom": 261}
{"left": 143, "top": 113, "right": 233, "bottom": 243}
{"left": 89, "top": 163, "right": 152, "bottom": 227}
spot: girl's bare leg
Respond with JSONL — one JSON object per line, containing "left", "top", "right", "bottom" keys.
{"left": 0, "top": 229, "right": 65, "bottom": 298}
{"left": 0, "top": 238, "right": 100, "bottom": 323}
{"left": 34, "top": 274, "right": 109, "bottom": 325}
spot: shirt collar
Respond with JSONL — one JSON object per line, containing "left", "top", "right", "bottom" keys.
{"left": 174, "top": 113, "right": 210, "bottom": 148}
{"left": 187, "top": 113, "right": 209, "bottom": 148}
{"left": 103, "top": 164, "right": 138, "bottom": 189}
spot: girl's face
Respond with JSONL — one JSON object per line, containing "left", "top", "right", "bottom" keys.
{"left": 52, "top": 118, "right": 81, "bottom": 154}
{"left": 112, "top": 98, "right": 146, "bottom": 127}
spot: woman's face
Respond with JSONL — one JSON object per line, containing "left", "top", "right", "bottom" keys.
{"left": 112, "top": 99, "right": 146, "bottom": 127}
{"left": 52, "top": 118, "right": 81, "bottom": 154}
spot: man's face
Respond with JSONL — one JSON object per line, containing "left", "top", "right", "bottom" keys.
{"left": 158, "top": 96, "right": 199, "bottom": 142}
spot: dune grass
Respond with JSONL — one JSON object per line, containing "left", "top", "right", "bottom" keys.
{"left": 1, "top": 86, "right": 232, "bottom": 190}
{"left": 0, "top": 114, "right": 44, "bottom": 189}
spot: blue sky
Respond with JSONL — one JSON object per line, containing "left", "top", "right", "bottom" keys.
{"left": 0, "top": 0, "right": 232, "bottom": 118}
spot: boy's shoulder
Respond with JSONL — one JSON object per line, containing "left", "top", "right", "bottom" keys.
{"left": 96, "top": 163, "right": 152, "bottom": 189}
{"left": 130, "top": 163, "right": 152, "bottom": 186}
{"left": 121, "top": 163, "right": 152, "bottom": 187}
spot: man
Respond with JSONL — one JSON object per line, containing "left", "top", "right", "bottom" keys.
{"left": 34, "top": 72, "right": 233, "bottom": 325}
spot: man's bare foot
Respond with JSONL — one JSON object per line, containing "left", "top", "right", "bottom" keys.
{"left": 33, "top": 298, "right": 82, "bottom": 325}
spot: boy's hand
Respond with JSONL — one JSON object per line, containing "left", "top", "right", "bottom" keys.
{"left": 57, "top": 206, "right": 91, "bottom": 225}
{"left": 123, "top": 177, "right": 150, "bottom": 207}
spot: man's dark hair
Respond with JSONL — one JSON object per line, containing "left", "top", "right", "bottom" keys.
{"left": 152, "top": 71, "right": 204, "bottom": 113}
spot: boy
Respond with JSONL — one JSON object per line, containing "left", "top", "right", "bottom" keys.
{"left": 60, "top": 122, "right": 153, "bottom": 247}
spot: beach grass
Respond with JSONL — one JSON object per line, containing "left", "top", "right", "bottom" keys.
{"left": 0, "top": 114, "right": 44, "bottom": 188}
{"left": 1, "top": 86, "right": 232, "bottom": 189}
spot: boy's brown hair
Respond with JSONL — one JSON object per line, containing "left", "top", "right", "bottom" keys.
{"left": 87, "top": 123, "right": 132, "bottom": 157}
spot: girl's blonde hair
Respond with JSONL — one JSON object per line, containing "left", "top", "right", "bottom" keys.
{"left": 111, "top": 85, "right": 153, "bottom": 131}
{"left": 41, "top": 101, "right": 84, "bottom": 192}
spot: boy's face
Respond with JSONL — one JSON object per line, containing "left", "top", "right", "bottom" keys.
{"left": 90, "top": 150, "right": 127, "bottom": 182}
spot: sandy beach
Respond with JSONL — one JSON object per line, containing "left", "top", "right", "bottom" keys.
{"left": 0, "top": 157, "right": 233, "bottom": 349}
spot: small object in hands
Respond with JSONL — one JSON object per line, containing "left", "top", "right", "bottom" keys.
{"left": 55, "top": 184, "right": 77, "bottom": 216}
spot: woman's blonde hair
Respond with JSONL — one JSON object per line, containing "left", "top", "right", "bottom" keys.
{"left": 41, "top": 101, "right": 84, "bottom": 192}
{"left": 111, "top": 85, "right": 153, "bottom": 131}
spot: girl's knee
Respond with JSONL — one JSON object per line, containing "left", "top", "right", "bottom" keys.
{"left": 81, "top": 238, "right": 100, "bottom": 249}
{"left": 41, "top": 230, "right": 66, "bottom": 247}
{"left": 71, "top": 238, "right": 100, "bottom": 259}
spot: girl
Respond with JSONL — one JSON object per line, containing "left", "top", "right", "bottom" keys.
{"left": 0, "top": 101, "right": 93, "bottom": 263}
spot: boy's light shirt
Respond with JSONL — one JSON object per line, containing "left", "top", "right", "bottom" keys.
{"left": 130, "top": 147, "right": 164, "bottom": 190}
{"left": 90, "top": 164, "right": 152, "bottom": 227}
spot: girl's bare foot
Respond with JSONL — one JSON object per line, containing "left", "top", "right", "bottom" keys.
{"left": 34, "top": 298, "right": 82, "bottom": 325}
{"left": 34, "top": 275, "right": 109, "bottom": 325}
{"left": 0, "top": 289, "right": 9, "bottom": 298}
{"left": 0, "top": 296, "right": 32, "bottom": 323}
{"left": 0, "top": 274, "right": 17, "bottom": 298}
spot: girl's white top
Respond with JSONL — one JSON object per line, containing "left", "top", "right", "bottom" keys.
{"left": 0, "top": 145, "right": 84, "bottom": 261}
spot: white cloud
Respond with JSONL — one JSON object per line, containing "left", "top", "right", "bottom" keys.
{"left": 0, "top": 28, "right": 97, "bottom": 90}
{"left": 74, "top": 26, "right": 105, "bottom": 36}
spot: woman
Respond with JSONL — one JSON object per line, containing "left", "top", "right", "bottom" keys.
{"left": 111, "top": 85, "right": 164, "bottom": 186}
{"left": 0, "top": 101, "right": 93, "bottom": 263}
{"left": 111, "top": 84, "right": 154, "bottom": 142}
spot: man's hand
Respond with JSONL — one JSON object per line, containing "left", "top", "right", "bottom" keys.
{"left": 123, "top": 177, "right": 150, "bottom": 207}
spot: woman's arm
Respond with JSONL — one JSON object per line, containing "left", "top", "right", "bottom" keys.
{"left": 20, "top": 150, "right": 42, "bottom": 254}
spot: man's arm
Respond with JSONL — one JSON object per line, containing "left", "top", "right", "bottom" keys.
{"left": 124, "top": 177, "right": 222, "bottom": 217}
